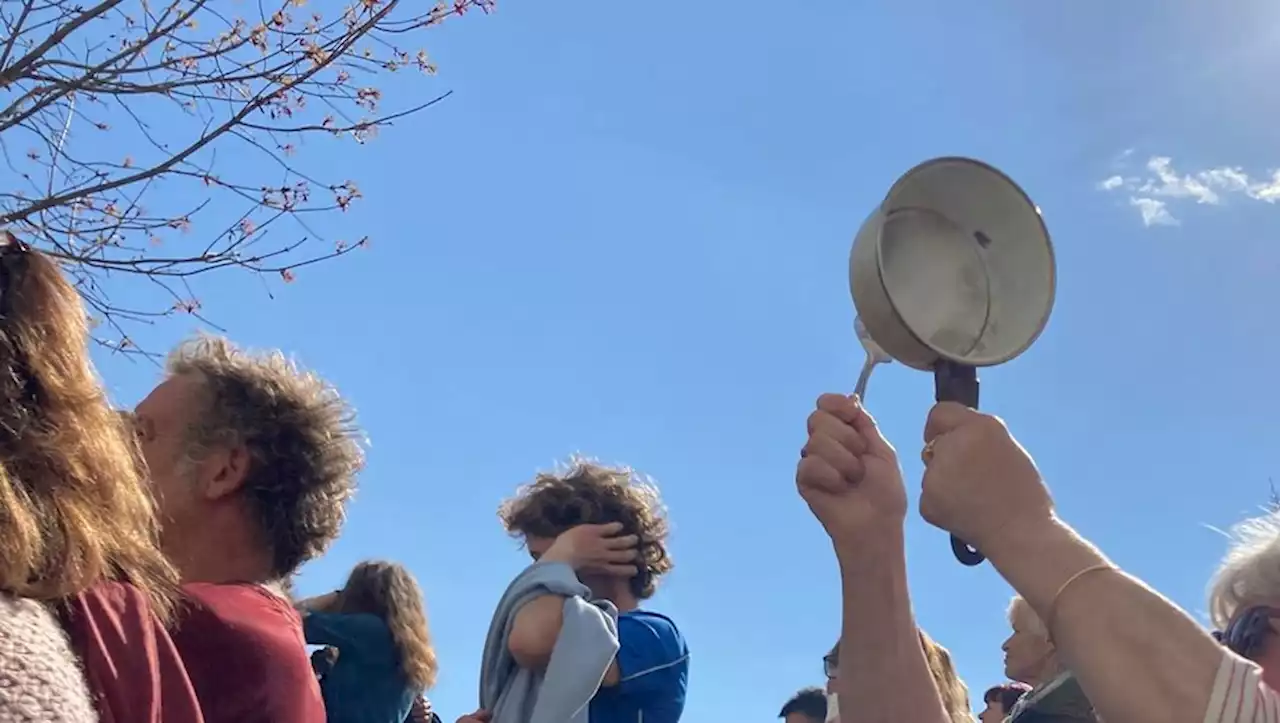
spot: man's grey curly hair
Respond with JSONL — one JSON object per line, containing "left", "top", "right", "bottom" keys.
{"left": 168, "top": 336, "right": 365, "bottom": 578}
{"left": 1209, "top": 512, "right": 1280, "bottom": 629}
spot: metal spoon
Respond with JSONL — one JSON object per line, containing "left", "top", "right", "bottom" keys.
{"left": 853, "top": 316, "right": 891, "bottom": 401}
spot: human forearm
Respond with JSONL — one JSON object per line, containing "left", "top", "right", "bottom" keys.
{"left": 834, "top": 532, "right": 949, "bottom": 723}
{"left": 987, "top": 517, "right": 1220, "bottom": 723}
{"left": 295, "top": 591, "right": 339, "bottom": 612}
{"left": 508, "top": 594, "right": 566, "bottom": 670}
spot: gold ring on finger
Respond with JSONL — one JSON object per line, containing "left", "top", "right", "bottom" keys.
{"left": 921, "top": 440, "right": 936, "bottom": 464}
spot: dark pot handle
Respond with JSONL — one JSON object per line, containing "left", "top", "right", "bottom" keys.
{"left": 933, "top": 360, "right": 986, "bottom": 567}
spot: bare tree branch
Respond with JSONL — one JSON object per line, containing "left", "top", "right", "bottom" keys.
{"left": 0, "top": 0, "right": 494, "bottom": 352}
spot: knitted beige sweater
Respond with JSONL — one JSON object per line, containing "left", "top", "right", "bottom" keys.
{"left": 0, "top": 594, "right": 96, "bottom": 723}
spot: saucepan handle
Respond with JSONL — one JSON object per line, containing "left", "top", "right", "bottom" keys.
{"left": 933, "top": 360, "right": 986, "bottom": 566}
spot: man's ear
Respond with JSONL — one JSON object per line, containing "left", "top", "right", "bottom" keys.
{"left": 202, "top": 444, "right": 251, "bottom": 500}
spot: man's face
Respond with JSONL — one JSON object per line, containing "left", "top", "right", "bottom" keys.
{"left": 134, "top": 374, "right": 203, "bottom": 537}
{"left": 784, "top": 714, "right": 823, "bottom": 723}
{"left": 979, "top": 701, "right": 1005, "bottom": 723}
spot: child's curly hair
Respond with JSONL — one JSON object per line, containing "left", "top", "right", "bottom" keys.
{"left": 498, "top": 457, "right": 673, "bottom": 599}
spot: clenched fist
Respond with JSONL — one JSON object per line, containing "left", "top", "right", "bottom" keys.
{"left": 797, "top": 394, "right": 906, "bottom": 543}
{"left": 919, "top": 402, "right": 1053, "bottom": 551}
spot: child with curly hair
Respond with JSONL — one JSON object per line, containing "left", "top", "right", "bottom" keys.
{"left": 488, "top": 457, "right": 690, "bottom": 723}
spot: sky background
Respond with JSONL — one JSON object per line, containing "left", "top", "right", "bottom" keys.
{"left": 51, "top": 0, "right": 1280, "bottom": 719}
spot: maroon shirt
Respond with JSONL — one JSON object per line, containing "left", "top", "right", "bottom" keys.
{"left": 60, "top": 582, "right": 204, "bottom": 723}
{"left": 170, "top": 583, "right": 325, "bottom": 723}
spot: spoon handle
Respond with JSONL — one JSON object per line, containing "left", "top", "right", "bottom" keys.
{"left": 853, "top": 355, "right": 876, "bottom": 402}
{"left": 934, "top": 361, "right": 986, "bottom": 567}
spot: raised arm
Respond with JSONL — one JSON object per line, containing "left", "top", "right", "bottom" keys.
{"left": 294, "top": 591, "right": 339, "bottom": 612}
{"left": 507, "top": 525, "right": 637, "bottom": 671}
{"left": 798, "top": 393, "right": 951, "bottom": 723}
{"left": 991, "top": 517, "right": 1234, "bottom": 723}
{"left": 919, "top": 402, "right": 1266, "bottom": 723}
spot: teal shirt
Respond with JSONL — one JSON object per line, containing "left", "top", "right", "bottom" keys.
{"left": 303, "top": 611, "right": 419, "bottom": 723}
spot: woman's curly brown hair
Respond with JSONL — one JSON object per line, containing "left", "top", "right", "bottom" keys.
{"left": 0, "top": 233, "right": 178, "bottom": 617}
{"left": 498, "top": 457, "right": 673, "bottom": 599}
{"left": 334, "top": 560, "right": 438, "bottom": 690}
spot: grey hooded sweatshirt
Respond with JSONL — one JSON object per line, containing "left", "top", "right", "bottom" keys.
{"left": 479, "top": 561, "right": 620, "bottom": 723}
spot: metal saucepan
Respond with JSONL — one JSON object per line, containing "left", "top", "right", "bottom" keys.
{"left": 848, "top": 157, "right": 1056, "bottom": 566}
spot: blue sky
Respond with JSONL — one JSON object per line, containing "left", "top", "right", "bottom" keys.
{"left": 73, "top": 0, "right": 1280, "bottom": 719}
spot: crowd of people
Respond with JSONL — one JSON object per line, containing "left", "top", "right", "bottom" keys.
{"left": 776, "top": 392, "right": 1280, "bottom": 723}
{"left": 0, "top": 233, "right": 689, "bottom": 723}
{"left": 0, "top": 227, "right": 1278, "bottom": 723}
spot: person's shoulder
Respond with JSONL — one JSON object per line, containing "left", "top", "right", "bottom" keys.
{"left": 619, "top": 610, "right": 685, "bottom": 642}
{"left": 182, "top": 583, "right": 298, "bottom": 621}
{"left": 0, "top": 591, "right": 79, "bottom": 651}
{"left": 178, "top": 583, "right": 305, "bottom": 652}
{"left": 303, "top": 609, "right": 394, "bottom": 647}
{"left": 310, "top": 610, "right": 385, "bottom": 630}
{"left": 0, "top": 592, "right": 98, "bottom": 723}
{"left": 76, "top": 580, "right": 149, "bottom": 607}
{"left": 72, "top": 581, "right": 173, "bottom": 633}
{"left": 173, "top": 584, "right": 322, "bottom": 722}
{"left": 617, "top": 609, "right": 690, "bottom": 672}
{"left": 63, "top": 582, "right": 175, "bottom": 653}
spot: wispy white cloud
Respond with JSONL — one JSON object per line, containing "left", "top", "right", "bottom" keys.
{"left": 1097, "top": 155, "right": 1280, "bottom": 227}
{"left": 1141, "top": 156, "right": 1220, "bottom": 204}
{"left": 1098, "top": 175, "right": 1125, "bottom": 191}
{"left": 1129, "top": 197, "right": 1179, "bottom": 227}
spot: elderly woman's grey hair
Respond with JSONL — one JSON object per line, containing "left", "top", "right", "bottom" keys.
{"left": 1209, "top": 511, "right": 1280, "bottom": 629}
{"left": 1009, "top": 595, "right": 1049, "bottom": 638}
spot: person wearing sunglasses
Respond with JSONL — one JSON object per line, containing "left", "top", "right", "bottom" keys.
{"left": 1209, "top": 512, "right": 1280, "bottom": 690}
{"left": 820, "top": 643, "right": 840, "bottom": 722}
{"left": 821, "top": 631, "right": 973, "bottom": 723}
{"left": 822, "top": 643, "right": 839, "bottom": 695}
{"left": 798, "top": 395, "right": 952, "bottom": 723}
{"left": 1213, "top": 608, "right": 1280, "bottom": 661}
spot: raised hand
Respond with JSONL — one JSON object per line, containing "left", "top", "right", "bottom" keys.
{"left": 539, "top": 522, "right": 639, "bottom": 577}
{"left": 918, "top": 402, "right": 1053, "bottom": 551}
{"left": 797, "top": 393, "right": 906, "bottom": 543}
